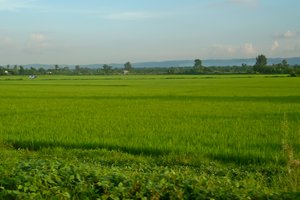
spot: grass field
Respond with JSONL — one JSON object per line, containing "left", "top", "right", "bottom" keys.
{"left": 0, "top": 75, "right": 299, "bottom": 199}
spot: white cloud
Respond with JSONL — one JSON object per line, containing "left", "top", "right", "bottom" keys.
{"left": 275, "top": 30, "right": 298, "bottom": 39}
{"left": 283, "top": 30, "right": 296, "bottom": 38}
{"left": 211, "top": 43, "right": 256, "bottom": 58}
{"left": 227, "top": 47, "right": 236, "bottom": 54}
{"left": 25, "top": 33, "right": 51, "bottom": 52}
{"left": 271, "top": 40, "right": 279, "bottom": 51}
{"left": 30, "top": 33, "right": 47, "bottom": 43}
{"left": 212, "top": 44, "right": 237, "bottom": 55}
{"left": 0, "top": 0, "right": 36, "bottom": 11}
{"left": 242, "top": 43, "right": 256, "bottom": 55}
{"left": 1, "top": 33, "right": 53, "bottom": 56}
{"left": 271, "top": 31, "right": 300, "bottom": 56}
{"left": 0, "top": 36, "right": 12, "bottom": 45}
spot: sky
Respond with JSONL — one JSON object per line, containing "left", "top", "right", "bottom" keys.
{"left": 0, "top": 0, "right": 300, "bottom": 65}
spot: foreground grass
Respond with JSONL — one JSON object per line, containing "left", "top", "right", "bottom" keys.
{"left": 0, "top": 75, "right": 299, "bottom": 199}
{"left": 1, "top": 145, "right": 299, "bottom": 199}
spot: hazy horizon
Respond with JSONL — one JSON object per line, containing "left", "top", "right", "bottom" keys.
{"left": 1, "top": 0, "right": 300, "bottom": 65}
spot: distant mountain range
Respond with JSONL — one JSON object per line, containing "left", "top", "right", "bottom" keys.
{"left": 21, "top": 57, "right": 300, "bottom": 69}
{"left": 129, "top": 57, "right": 300, "bottom": 68}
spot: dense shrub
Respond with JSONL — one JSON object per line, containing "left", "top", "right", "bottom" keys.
{"left": 0, "top": 158, "right": 298, "bottom": 199}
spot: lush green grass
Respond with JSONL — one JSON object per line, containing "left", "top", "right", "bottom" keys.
{"left": 1, "top": 75, "right": 299, "bottom": 164}
{"left": 0, "top": 75, "right": 299, "bottom": 199}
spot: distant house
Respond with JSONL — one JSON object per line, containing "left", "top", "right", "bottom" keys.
{"left": 123, "top": 70, "right": 129, "bottom": 75}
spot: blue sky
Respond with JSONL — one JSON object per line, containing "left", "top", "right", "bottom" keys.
{"left": 0, "top": 0, "right": 300, "bottom": 65}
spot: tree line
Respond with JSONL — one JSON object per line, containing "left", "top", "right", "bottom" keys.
{"left": 1, "top": 55, "right": 300, "bottom": 76}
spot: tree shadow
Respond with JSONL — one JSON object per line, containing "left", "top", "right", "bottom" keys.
{"left": 8, "top": 140, "right": 170, "bottom": 157}
{"left": 2, "top": 95, "right": 300, "bottom": 104}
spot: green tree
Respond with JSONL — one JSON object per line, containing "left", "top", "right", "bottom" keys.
{"left": 29, "top": 67, "right": 37, "bottom": 75}
{"left": 102, "top": 64, "right": 112, "bottom": 75}
{"left": 253, "top": 54, "right": 267, "bottom": 73}
{"left": 54, "top": 64, "right": 60, "bottom": 71}
{"left": 75, "top": 65, "right": 80, "bottom": 71}
{"left": 11, "top": 65, "right": 19, "bottom": 75}
{"left": 75, "top": 65, "right": 80, "bottom": 75}
{"left": 0, "top": 66, "right": 5, "bottom": 75}
{"left": 193, "top": 59, "right": 203, "bottom": 74}
{"left": 38, "top": 67, "right": 46, "bottom": 74}
{"left": 19, "top": 66, "right": 25, "bottom": 75}
{"left": 124, "top": 62, "right": 132, "bottom": 71}
{"left": 281, "top": 59, "right": 288, "bottom": 67}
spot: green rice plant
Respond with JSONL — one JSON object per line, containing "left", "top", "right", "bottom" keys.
{"left": 281, "top": 116, "right": 300, "bottom": 192}
{"left": 1, "top": 75, "right": 300, "bottom": 165}
{"left": 0, "top": 74, "right": 300, "bottom": 198}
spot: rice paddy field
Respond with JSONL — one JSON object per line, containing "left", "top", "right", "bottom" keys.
{"left": 0, "top": 74, "right": 299, "bottom": 199}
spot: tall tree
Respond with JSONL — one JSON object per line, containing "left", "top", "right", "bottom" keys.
{"left": 55, "top": 64, "right": 60, "bottom": 71}
{"left": 0, "top": 66, "right": 5, "bottom": 75}
{"left": 255, "top": 54, "right": 267, "bottom": 67}
{"left": 281, "top": 59, "right": 288, "bottom": 67}
{"left": 12, "top": 65, "right": 19, "bottom": 75}
{"left": 193, "top": 59, "right": 203, "bottom": 74}
{"left": 254, "top": 54, "right": 267, "bottom": 73}
{"left": 19, "top": 66, "right": 25, "bottom": 75}
{"left": 75, "top": 65, "right": 80, "bottom": 75}
{"left": 38, "top": 67, "right": 46, "bottom": 74}
{"left": 75, "top": 65, "right": 80, "bottom": 71}
{"left": 124, "top": 62, "right": 132, "bottom": 71}
{"left": 102, "top": 64, "right": 112, "bottom": 75}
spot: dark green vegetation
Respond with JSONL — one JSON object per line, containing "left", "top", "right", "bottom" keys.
{"left": 0, "top": 75, "right": 299, "bottom": 199}
{"left": 1, "top": 55, "right": 300, "bottom": 76}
